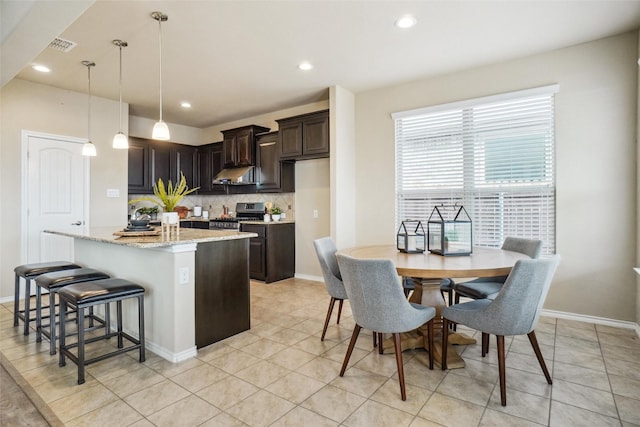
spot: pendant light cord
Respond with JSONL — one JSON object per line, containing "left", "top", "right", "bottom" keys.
{"left": 118, "top": 44, "right": 123, "bottom": 131}
{"left": 87, "top": 64, "right": 92, "bottom": 141}
{"left": 158, "top": 17, "right": 163, "bottom": 122}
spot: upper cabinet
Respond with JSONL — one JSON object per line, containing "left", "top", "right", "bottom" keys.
{"left": 277, "top": 110, "right": 329, "bottom": 161}
{"left": 255, "top": 131, "right": 294, "bottom": 193}
{"left": 128, "top": 138, "right": 150, "bottom": 193}
{"left": 222, "top": 125, "right": 270, "bottom": 168}
{"left": 197, "top": 142, "right": 225, "bottom": 194}
{"left": 128, "top": 137, "right": 197, "bottom": 194}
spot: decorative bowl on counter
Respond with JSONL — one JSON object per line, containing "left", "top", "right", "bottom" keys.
{"left": 174, "top": 205, "right": 189, "bottom": 219}
{"left": 130, "top": 215, "right": 151, "bottom": 228}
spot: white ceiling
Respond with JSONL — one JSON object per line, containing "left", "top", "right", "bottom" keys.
{"left": 5, "top": 0, "right": 640, "bottom": 129}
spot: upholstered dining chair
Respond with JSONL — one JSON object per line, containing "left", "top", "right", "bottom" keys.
{"left": 452, "top": 237, "right": 543, "bottom": 304}
{"left": 313, "top": 237, "right": 351, "bottom": 341}
{"left": 442, "top": 256, "right": 560, "bottom": 406}
{"left": 336, "top": 253, "right": 436, "bottom": 401}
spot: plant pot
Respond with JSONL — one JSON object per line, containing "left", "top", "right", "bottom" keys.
{"left": 271, "top": 214, "right": 281, "bottom": 222}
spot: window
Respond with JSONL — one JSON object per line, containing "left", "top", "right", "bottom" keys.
{"left": 393, "top": 85, "right": 558, "bottom": 254}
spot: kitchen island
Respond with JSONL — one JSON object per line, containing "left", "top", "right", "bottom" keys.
{"left": 44, "top": 227, "right": 257, "bottom": 362}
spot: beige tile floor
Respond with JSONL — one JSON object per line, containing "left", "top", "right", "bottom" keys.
{"left": 1, "top": 278, "right": 639, "bottom": 426}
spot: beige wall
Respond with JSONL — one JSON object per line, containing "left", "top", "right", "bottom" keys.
{"left": 295, "top": 159, "right": 330, "bottom": 279}
{"left": 354, "top": 32, "right": 639, "bottom": 322}
{"left": 1, "top": 78, "right": 128, "bottom": 299}
{"left": 637, "top": 30, "right": 640, "bottom": 324}
{"left": 129, "top": 115, "right": 203, "bottom": 146}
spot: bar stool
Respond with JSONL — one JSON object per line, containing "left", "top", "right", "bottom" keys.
{"left": 35, "top": 268, "right": 111, "bottom": 355}
{"left": 58, "top": 278, "right": 145, "bottom": 385}
{"left": 14, "top": 261, "right": 81, "bottom": 335}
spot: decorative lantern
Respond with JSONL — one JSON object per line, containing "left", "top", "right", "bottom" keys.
{"left": 427, "top": 205, "right": 472, "bottom": 256}
{"left": 397, "top": 220, "right": 426, "bottom": 253}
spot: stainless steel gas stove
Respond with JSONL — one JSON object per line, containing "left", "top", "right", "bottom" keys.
{"left": 209, "top": 202, "right": 265, "bottom": 230}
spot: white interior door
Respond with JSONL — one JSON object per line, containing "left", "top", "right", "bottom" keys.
{"left": 24, "top": 132, "right": 89, "bottom": 264}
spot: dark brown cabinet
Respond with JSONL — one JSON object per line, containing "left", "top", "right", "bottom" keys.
{"left": 195, "top": 239, "right": 250, "bottom": 348}
{"left": 197, "top": 142, "right": 225, "bottom": 194}
{"left": 241, "top": 222, "right": 295, "bottom": 283}
{"left": 256, "top": 131, "right": 295, "bottom": 193}
{"left": 278, "top": 110, "right": 329, "bottom": 160}
{"left": 222, "top": 125, "right": 270, "bottom": 168}
{"left": 128, "top": 137, "right": 197, "bottom": 194}
{"left": 128, "top": 138, "right": 150, "bottom": 193}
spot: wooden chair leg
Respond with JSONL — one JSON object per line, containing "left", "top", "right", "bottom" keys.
{"left": 442, "top": 318, "right": 449, "bottom": 370}
{"left": 378, "top": 333, "right": 384, "bottom": 354}
{"left": 427, "top": 319, "right": 434, "bottom": 370}
{"left": 373, "top": 332, "right": 377, "bottom": 347}
{"left": 528, "top": 331, "right": 552, "bottom": 384}
{"left": 496, "top": 335, "right": 507, "bottom": 406}
{"left": 340, "top": 325, "right": 361, "bottom": 376}
{"left": 321, "top": 297, "right": 337, "bottom": 341}
{"left": 392, "top": 333, "right": 407, "bottom": 401}
{"left": 337, "top": 299, "right": 344, "bottom": 324}
{"left": 482, "top": 332, "right": 489, "bottom": 356}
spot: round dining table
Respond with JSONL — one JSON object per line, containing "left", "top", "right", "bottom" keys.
{"left": 337, "top": 245, "right": 528, "bottom": 368}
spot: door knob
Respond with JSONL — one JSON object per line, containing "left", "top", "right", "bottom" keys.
{"left": 71, "top": 221, "right": 82, "bottom": 226}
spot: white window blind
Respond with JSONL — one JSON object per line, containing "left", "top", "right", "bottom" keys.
{"left": 394, "top": 86, "right": 557, "bottom": 254}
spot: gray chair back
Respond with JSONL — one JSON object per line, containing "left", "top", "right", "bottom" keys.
{"left": 462, "top": 256, "right": 560, "bottom": 336}
{"left": 336, "top": 254, "right": 435, "bottom": 333}
{"left": 313, "top": 237, "right": 348, "bottom": 300}
{"left": 502, "top": 237, "right": 543, "bottom": 259}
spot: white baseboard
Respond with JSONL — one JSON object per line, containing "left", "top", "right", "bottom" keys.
{"left": 146, "top": 342, "right": 197, "bottom": 363}
{"left": 294, "top": 273, "right": 323, "bottom": 282}
{"left": 541, "top": 309, "right": 640, "bottom": 337}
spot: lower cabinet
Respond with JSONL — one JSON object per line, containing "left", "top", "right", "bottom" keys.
{"left": 241, "top": 222, "right": 295, "bottom": 283}
{"left": 180, "top": 220, "right": 210, "bottom": 229}
{"left": 194, "top": 239, "right": 250, "bottom": 348}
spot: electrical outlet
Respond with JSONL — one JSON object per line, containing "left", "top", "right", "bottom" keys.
{"left": 313, "top": 209, "right": 318, "bottom": 218}
{"left": 179, "top": 267, "right": 189, "bottom": 284}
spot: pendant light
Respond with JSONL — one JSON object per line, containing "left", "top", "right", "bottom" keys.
{"left": 151, "top": 11, "right": 170, "bottom": 140}
{"left": 112, "top": 39, "right": 129, "bottom": 149}
{"left": 82, "top": 60, "right": 97, "bottom": 157}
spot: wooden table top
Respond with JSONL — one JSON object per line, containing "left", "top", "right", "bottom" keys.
{"left": 337, "top": 245, "right": 528, "bottom": 279}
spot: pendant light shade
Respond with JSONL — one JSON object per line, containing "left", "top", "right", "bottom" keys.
{"left": 82, "top": 60, "right": 97, "bottom": 157}
{"left": 112, "top": 39, "right": 129, "bottom": 149}
{"left": 151, "top": 11, "right": 170, "bottom": 141}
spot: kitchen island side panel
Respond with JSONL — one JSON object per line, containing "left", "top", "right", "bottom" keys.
{"left": 195, "top": 238, "right": 251, "bottom": 348}
{"left": 73, "top": 238, "right": 197, "bottom": 361}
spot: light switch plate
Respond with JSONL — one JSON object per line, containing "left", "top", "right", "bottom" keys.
{"left": 106, "top": 189, "right": 120, "bottom": 198}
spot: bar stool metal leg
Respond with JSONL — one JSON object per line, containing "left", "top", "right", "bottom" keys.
{"left": 13, "top": 274, "right": 20, "bottom": 327}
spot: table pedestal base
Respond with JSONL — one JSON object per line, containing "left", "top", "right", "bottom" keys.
{"left": 380, "top": 278, "right": 476, "bottom": 369}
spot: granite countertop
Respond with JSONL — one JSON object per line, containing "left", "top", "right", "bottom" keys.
{"left": 44, "top": 226, "right": 257, "bottom": 249}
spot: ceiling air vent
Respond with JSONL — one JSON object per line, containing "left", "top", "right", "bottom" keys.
{"left": 48, "top": 37, "right": 77, "bottom": 53}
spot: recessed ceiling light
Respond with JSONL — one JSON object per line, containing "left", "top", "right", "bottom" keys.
{"left": 395, "top": 14, "right": 417, "bottom": 29}
{"left": 298, "top": 62, "right": 313, "bottom": 71}
{"left": 180, "top": 101, "right": 192, "bottom": 108}
{"left": 32, "top": 64, "right": 51, "bottom": 73}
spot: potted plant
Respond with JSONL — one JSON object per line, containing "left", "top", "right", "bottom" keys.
{"left": 270, "top": 206, "right": 282, "bottom": 222}
{"left": 129, "top": 172, "right": 199, "bottom": 214}
{"left": 137, "top": 206, "right": 160, "bottom": 220}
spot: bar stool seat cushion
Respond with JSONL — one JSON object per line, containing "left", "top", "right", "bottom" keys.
{"left": 59, "top": 278, "right": 145, "bottom": 305}
{"left": 15, "top": 261, "right": 81, "bottom": 278}
{"left": 35, "top": 268, "right": 110, "bottom": 290}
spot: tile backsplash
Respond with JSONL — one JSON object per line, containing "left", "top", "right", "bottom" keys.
{"left": 128, "top": 193, "right": 295, "bottom": 220}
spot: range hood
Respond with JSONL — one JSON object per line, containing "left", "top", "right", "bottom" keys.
{"left": 214, "top": 166, "right": 254, "bottom": 184}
